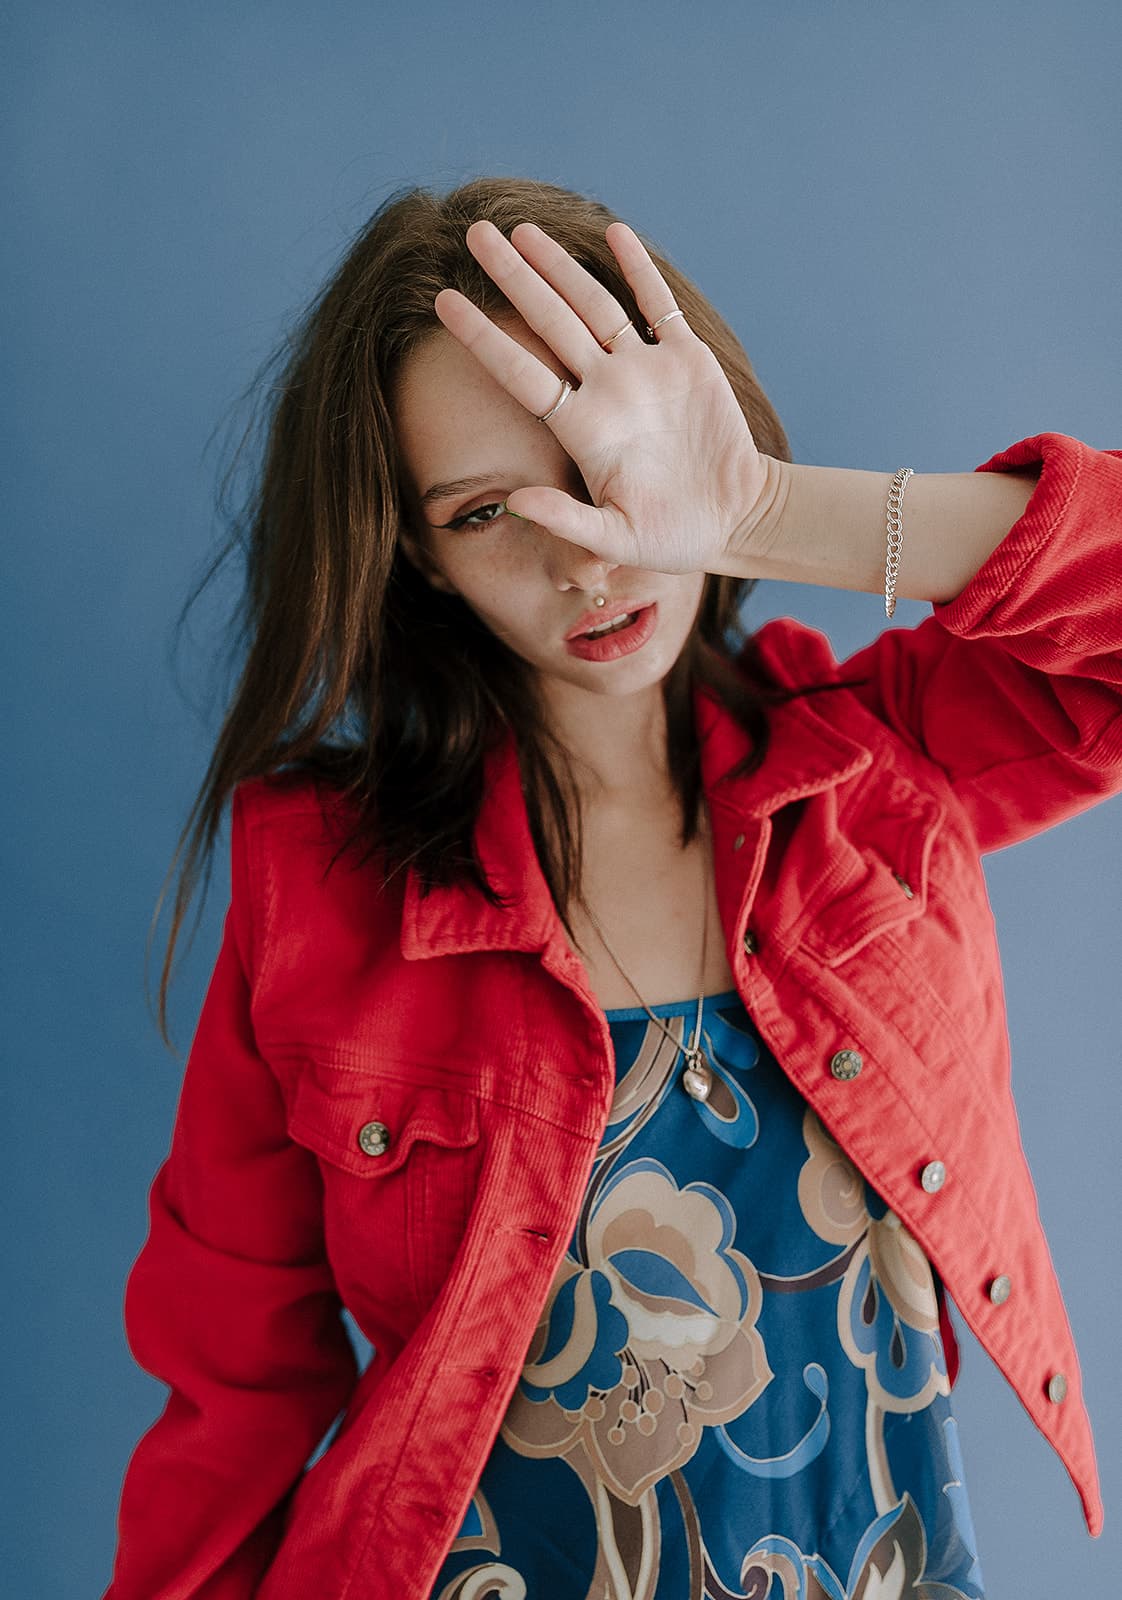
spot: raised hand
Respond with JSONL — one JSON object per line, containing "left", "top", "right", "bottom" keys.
{"left": 432, "top": 219, "right": 775, "bottom": 577}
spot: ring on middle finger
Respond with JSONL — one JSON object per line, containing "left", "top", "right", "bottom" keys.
{"left": 537, "top": 377, "right": 574, "bottom": 424}
{"left": 646, "top": 308, "right": 686, "bottom": 336}
{"left": 601, "top": 320, "right": 635, "bottom": 352}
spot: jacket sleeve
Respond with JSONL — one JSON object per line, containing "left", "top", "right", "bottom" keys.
{"left": 103, "top": 783, "right": 359, "bottom": 1599}
{"left": 835, "top": 432, "right": 1122, "bottom": 853}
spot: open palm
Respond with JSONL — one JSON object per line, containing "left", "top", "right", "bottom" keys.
{"left": 433, "top": 219, "right": 771, "bottom": 577}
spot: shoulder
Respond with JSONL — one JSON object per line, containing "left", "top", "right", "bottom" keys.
{"left": 229, "top": 769, "right": 372, "bottom": 918}
{"left": 232, "top": 767, "right": 361, "bottom": 843}
{"left": 233, "top": 767, "right": 334, "bottom": 825}
{"left": 730, "top": 614, "right": 946, "bottom": 790}
{"left": 736, "top": 614, "right": 865, "bottom": 689}
{"left": 229, "top": 769, "right": 397, "bottom": 1005}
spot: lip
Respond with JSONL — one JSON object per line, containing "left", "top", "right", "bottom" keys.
{"left": 564, "top": 602, "right": 658, "bottom": 662}
{"left": 564, "top": 599, "right": 653, "bottom": 641}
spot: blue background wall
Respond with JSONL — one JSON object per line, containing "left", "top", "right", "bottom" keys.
{"left": 4, "top": 3, "right": 1119, "bottom": 1594}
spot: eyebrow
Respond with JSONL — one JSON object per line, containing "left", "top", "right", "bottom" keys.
{"left": 419, "top": 472, "right": 506, "bottom": 510}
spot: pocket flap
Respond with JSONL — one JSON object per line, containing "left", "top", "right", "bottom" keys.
{"left": 287, "top": 1066, "right": 481, "bottom": 1178}
{"left": 803, "top": 784, "right": 945, "bottom": 967}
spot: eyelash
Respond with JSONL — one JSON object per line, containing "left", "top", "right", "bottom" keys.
{"left": 439, "top": 501, "right": 506, "bottom": 531}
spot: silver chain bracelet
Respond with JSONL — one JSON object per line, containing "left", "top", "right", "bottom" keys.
{"left": 885, "top": 467, "right": 914, "bottom": 618}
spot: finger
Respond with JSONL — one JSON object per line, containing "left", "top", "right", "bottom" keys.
{"left": 434, "top": 288, "right": 574, "bottom": 420}
{"left": 504, "top": 484, "right": 611, "bottom": 551}
{"left": 509, "top": 223, "right": 643, "bottom": 352}
{"left": 604, "top": 222, "right": 689, "bottom": 340}
{"left": 464, "top": 221, "right": 604, "bottom": 377}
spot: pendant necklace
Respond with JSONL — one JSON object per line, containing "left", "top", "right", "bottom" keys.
{"left": 581, "top": 833, "right": 716, "bottom": 1103}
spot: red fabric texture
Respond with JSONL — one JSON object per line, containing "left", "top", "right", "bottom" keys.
{"left": 104, "top": 433, "right": 1118, "bottom": 1597}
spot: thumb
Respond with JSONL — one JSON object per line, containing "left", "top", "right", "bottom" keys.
{"left": 503, "top": 485, "right": 604, "bottom": 548}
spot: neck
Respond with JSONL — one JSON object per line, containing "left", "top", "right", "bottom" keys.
{"left": 535, "top": 676, "right": 675, "bottom": 807}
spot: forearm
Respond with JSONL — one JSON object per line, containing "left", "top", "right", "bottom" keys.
{"left": 713, "top": 455, "right": 1040, "bottom": 604}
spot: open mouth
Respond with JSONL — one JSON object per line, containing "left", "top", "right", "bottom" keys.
{"left": 580, "top": 610, "right": 643, "bottom": 639}
{"left": 564, "top": 602, "right": 658, "bottom": 660}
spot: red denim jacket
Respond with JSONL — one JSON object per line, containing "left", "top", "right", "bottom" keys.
{"left": 105, "top": 433, "right": 1120, "bottom": 1598}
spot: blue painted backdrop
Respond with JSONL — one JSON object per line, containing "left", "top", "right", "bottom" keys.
{"left": 4, "top": 2, "right": 1118, "bottom": 1594}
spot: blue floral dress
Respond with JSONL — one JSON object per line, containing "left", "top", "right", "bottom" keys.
{"left": 427, "top": 989, "right": 986, "bottom": 1599}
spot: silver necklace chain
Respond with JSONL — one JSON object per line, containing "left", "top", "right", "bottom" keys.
{"left": 580, "top": 832, "right": 717, "bottom": 1102}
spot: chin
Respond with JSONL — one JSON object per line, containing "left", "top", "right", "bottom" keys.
{"left": 574, "top": 648, "right": 680, "bottom": 696}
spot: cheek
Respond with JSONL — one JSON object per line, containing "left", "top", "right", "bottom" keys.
{"left": 661, "top": 577, "right": 706, "bottom": 631}
{"left": 438, "top": 540, "right": 540, "bottom": 613}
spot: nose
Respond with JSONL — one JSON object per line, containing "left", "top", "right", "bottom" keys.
{"left": 543, "top": 531, "right": 620, "bottom": 595}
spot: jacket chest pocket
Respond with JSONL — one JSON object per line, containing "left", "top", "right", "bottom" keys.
{"left": 801, "top": 780, "right": 946, "bottom": 968}
{"left": 286, "top": 1064, "right": 485, "bottom": 1317}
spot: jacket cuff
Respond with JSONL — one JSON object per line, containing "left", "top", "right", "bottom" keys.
{"left": 931, "top": 432, "right": 1119, "bottom": 654}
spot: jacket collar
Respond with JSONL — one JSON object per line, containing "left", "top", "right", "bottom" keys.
{"left": 400, "top": 678, "right": 871, "bottom": 960}
{"left": 400, "top": 730, "right": 557, "bottom": 960}
{"left": 694, "top": 677, "right": 872, "bottom": 818}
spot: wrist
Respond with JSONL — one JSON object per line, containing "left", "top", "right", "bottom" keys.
{"left": 718, "top": 453, "right": 793, "bottom": 576}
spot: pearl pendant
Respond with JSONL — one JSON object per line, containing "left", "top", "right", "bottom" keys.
{"left": 682, "top": 1047, "right": 713, "bottom": 1101}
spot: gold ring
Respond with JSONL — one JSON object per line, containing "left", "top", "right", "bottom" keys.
{"left": 537, "top": 378, "right": 573, "bottom": 424}
{"left": 601, "top": 320, "right": 634, "bottom": 351}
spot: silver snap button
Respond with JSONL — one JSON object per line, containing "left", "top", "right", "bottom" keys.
{"left": 892, "top": 871, "right": 915, "bottom": 899}
{"left": 743, "top": 928, "right": 758, "bottom": 955}
{"left": 357, "top": 1119, "right": 391, "bottom": 1157}
{"left": 988, "top": 1273, "right": 1012, "bottom": 1306}
{"left": 830, "top": 1049, "right": 863, "bottom": 1081}
{"left": 1047, "top": 1372, "right": 1068, "bottom": 1404}
{"left": 919, "top": 1160, "right": 946, "bottom": 1194}
{"left": 733, "top": 832, "right": 746, "bottom": 851}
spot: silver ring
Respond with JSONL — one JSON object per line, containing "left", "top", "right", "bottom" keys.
{"left": 601, "top": 320, "right": 634, "bottom": 351}
{"left": 646, "top": 308, "right": 685, "bottom": 336}
{"left": 537, "top": 378, "right": 573, "bottom": 424}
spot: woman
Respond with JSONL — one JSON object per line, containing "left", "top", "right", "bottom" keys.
{"left": 104, "top": 177, "right": 1117, "bottom": 1599}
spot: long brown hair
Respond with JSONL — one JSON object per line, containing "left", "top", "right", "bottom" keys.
{"left": 151, "top": 175, "right": 855, "bottom": 1051}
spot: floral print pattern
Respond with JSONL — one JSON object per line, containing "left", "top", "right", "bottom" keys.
{"left": 800, "top": 1111, "right": 948, "bottom": 1412}
{"left": 509, "top": 1158, "right": 773, "bottom": 1504}
{"left": 427, "top": 992, "right": 985, "bottom": 1599}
